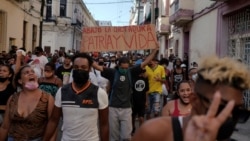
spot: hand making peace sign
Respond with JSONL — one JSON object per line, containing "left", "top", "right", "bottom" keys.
{"left": 184, "top": 91, "right": 235, "bottom": 141}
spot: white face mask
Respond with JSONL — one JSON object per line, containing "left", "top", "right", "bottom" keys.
{"left": 24, "top": 81, "right": 39, "bottom": 90}
{"left": 192, "top": 73, "right": 198, "bottom": 81}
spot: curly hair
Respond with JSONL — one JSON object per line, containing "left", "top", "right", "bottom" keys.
{"left": 197, "top": 56, "right": 250, "bottom": 90}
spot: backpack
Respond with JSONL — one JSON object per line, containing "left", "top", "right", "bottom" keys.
{"left": 109, "top": 69, "right": 133, "bottom": 105}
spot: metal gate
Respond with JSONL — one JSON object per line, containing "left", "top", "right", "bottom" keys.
{"left": 228, "top": 7, "right": 250, "bottom": 109}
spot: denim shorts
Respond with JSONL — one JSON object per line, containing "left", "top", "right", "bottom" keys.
{"left": 147, "top": 92, "right": 162, "bottom": 114}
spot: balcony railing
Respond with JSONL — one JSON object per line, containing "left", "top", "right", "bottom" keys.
{"left": 57, "top": 17, "right": 72, "bottom": 26}
{"left": 169, "top": 0, "right": 194, "bottom": 27}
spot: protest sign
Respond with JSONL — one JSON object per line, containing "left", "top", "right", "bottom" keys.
{"left": 81, "top": 24, "right": 159, "bottom": 52}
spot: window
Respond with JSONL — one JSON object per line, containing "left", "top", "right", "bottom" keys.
{"left": 60, "top": 47, "right": 65, "bottom": 52}
{"left": 23, "top": 21, "right": 27, "bottom": 48}
{"left": 44, "top": 46, "right": 51, "bottom": 54}
{"left": 174, "top": 0, "right": 179, "bottom": 12}
{"left": 9, "top": 38, "right": 16, "bottom": 49}
{"left": 0, "top": 11, "right": 6, "bottom": 49}
{"left": 32, "top": 25, "right": 37, "bottom": 50}
{"left": 60, "top": 0, "right": 67, "bottom": 17}
{"left": 46, "top": 0, "right": 52, "bottom": 20}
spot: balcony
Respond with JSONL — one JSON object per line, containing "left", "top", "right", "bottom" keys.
{"left": 169, "top": 0, "right": 194, "bottom": 27}
{"left": 56, "top": 17, "right": 72, "bottom": 26}
{"left": 156, "top": 17, "right": 170, "bottom": 35}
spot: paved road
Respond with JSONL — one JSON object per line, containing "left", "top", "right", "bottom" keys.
{"left": 231, "top": 118, "right": 250, "bottom": 141}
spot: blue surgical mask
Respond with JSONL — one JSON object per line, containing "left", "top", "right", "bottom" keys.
{"left": 119, "top": 68, "right": 128, "bottom": 75}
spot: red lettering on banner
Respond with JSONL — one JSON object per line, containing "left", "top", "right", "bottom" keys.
{"left": 123, "top": 33, "right": 136, "bottom": 49}
{"left": 128, "top": 26, "right": 136, "bottom": 32}
{"left": 146, "top": 25, "right": 152, "bottom": 31}
{"left": 99, "top": 36, "right": 105, "bottom": 50}
{"left": 139, "top": 26, "right": 146, "bottom": 32}
{"left": 147, "top": 32, "right": 157, "bottom": 46}
{"left": 82, "top": 25, "right": 158, "bottom": 52}
{"left": 95, "top": 36, "right": 99, "bottom": 50}
{"left": 87, "top": 37, "right": 95, "bottom": 50}
{"left": 113, "top": 35, "right": 121, "bottom": 49}
{"left": 106, "top": 35, "right": 113, "bottom": 49}
{"left": 138, "top": 34, "right": 147, "bottom": 49}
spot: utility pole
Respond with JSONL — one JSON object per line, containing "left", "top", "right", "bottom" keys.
{"left": 39, "top": 0, "right": 45, "bottom": 47}
{"left": 137, "top": 0, "right": 141, "bottom": 25}
{"left": 151, "top": 0, "right": 155, "bottom": 24}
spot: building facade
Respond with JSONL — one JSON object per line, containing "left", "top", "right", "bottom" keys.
{"left": 133, "top": 0, "right": 170, "bottom": 58}
{"left": 129, "top": 0, "right": 144, "bottom": 25}
{"left": 42, "top": 0, "right": 97, "bottom": 54}
{"left": 96, "top": 20, "right": 112, "bottom": 26}
{"left": 169, "top": 0, "right": 250, "bottom": 108}
{"left": 0, "top": 0, "right": 41, "bottom": 52}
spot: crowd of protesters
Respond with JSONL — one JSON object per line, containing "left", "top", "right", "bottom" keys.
{"left": 0, "top": 45, "right": 250, "bottom": 141}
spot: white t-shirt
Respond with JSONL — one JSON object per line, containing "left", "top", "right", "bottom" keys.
{"left": 55, "top": 86, "right": 108, "bottom": 141}
{"left": 108, "top": 62, "right": 116, "bottom": 68}
{"left": 94, "top": 69, "right": 109, "bottom": 92}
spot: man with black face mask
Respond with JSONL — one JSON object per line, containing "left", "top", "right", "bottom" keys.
{"left": 132, "top": 56, "right": 250, "bottom": 141}
{"left": 43, "top": 53, "right": 109, "bottom": 141}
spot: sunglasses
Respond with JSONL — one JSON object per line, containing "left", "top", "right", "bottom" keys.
{"left": 196, "top": 92, "right": 250, "bottom": 123}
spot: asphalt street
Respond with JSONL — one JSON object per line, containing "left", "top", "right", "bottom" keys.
{"left": 231, "top": 118, "right": 250, "bottom": 141}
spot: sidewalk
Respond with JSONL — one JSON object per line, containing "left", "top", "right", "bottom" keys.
{"left": 231, "top": 118, "right": 250, "bottom": 141}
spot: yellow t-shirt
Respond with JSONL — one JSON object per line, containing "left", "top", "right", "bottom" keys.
{"left": 146, "top": 65, "right": 166, "bottom": 94}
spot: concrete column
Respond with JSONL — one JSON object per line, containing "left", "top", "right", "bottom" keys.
{"left": 159, "top": 35, "right": 166, "bottom": 59}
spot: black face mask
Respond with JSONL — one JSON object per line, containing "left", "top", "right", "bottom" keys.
{"left": 176, "top": 64, "right": 181, "bottom": 67}
{"left": 0, "top": 77, "right": 8, "bottom": 83}
{"left": 197, "top": 92, "right": 249, "bottom": 140}
{"left": 216, "top": 117, "right": 237, "bottom": 140}
{"left": 216, "top": 104, "right": 238, "bottom": 140}
{"left": 72, "top": 69, "right": 89, "bottom": 86}
{"left": 35, "top": 51, "right": 39, "bottom": 55}
{"left": 99, "top": 62, "right": 104, "bottom": 66}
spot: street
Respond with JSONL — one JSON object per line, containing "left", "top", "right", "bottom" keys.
{"left": 231, "top": 118, "right": 250, "bottom": 141}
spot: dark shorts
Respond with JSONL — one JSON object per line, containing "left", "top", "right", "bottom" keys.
{"left": 132, "top": 102, "right": 145, "bottom": 117}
